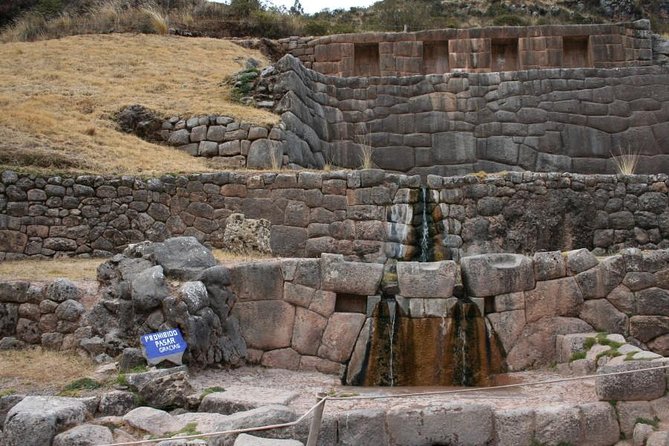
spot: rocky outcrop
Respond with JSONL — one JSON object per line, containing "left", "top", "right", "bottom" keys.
{"left": 222, "top": 213, "right": 272, "bottom": 255}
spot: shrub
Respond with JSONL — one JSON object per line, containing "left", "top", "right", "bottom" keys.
{"left": 493, "top": 14, "right": 528, "bottom": 26}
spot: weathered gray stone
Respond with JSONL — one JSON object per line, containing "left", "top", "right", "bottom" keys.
{"left": 222, "top": 213, "right": 271, "bottom": 255}
{"left": 179, "top": 281, "right": 210, "bottom": 314}
{"left": 209, "top": 405, "right": 297, "bottom": 446}
{"left": 396, "top": 261, "right": 456, "bottom": 298}
{"left": 386, "top": 402, "right": 493, "bottom": 446}
{"left": 52, "top": 424, "right": 113, "bottom": 446}
{"left": 123, "top": 407, "right": 183, "bottom": 436}
{"left": 575, "top": 255, "right": 626, "bottom": 299}
{"left": 55, "top": 299, "right": 84, "bottom": 322}
{"left": 579, "top": 298, "right": 628, "bottom": 334}
{"left": 3, "top": 396, "right": 88, "bottom": 446}
{"left": 228, "top": 262, "right": 283, "bottom": 302}
{"left": 533, "top": 250, "right": 566, "bottom": 281}
{"left": 46, "top": 279, "right": 81, "bottom": 303}
{"left": 131, "top": 265, "right": 169, "bottom": 312}
{"left": 321, "top": 254, "right": 383, "bottom": 295}
{"left": 137, "top": 370, "right": 194, "bottom": 410}
{"left": 637, "top": 287, "right": 669, "bottom": 316}
{"left": 461, "top": 253, "right": 535, "bottom": 297}
{"left": 579, "top": 402, "right": 620, "bottom": 446}
{"left": 199, "top": 387, "right": 299, "bottom": 415}
{"left": 533, "top": 405, "right": 582, "bottom": 445}
{"left": 146, "top": 237, "right": 218, "bottom": 280}
{"left": 233, "top": 434, "right": 303, "bottom": 446}
{"left": 291, "top": 307, "right": 326, "bottom": 355}
{"left": 487, "top": 310, "right": 526, "bottom": 354}
{"left": 98, "top": 390, "right": 136, "bottom": 416}
{"left": 234, "top": 301, "right": 295, "bottom": 350}
{"left": 493, "top": 408, "right": 535, "bottom": 446}
{"left": 565, "top": 248, "right": 599, "bottom": 274}
{"left": 617, "top": 400, "right": 655, "bottom": 437}
{"left": 596, "top": 361, "right": 666, "bottom": 401}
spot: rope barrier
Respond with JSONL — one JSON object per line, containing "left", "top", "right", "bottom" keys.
{"left": 100, "top": 362, "right": 669, "bottom": 446}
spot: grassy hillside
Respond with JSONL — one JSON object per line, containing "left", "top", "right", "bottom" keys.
{"left": 0, "top": 33, "right": 277, "bottom": 175}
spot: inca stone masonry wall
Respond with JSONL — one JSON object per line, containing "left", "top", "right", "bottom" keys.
{"left": 1, "top": 169, "right": 667, "bottom": 261}
{"left": 277, "top": 21, "right": 653, "bottom": 77}
{"left": 270, "top": 54, "right": 669, "bottom": 175}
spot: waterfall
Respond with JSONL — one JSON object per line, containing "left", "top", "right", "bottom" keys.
{"left": 418, "top": 187, "right": 430, "bottom": 262}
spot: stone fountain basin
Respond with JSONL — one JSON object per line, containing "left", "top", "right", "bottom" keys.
{"left": 461, "top": 253, "right": 535, "bottom": 297}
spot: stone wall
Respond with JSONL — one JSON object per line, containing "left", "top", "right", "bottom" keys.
{"left": 1, "top": 170, "right": 668, "bottom": 261}
{"left": 277, "top": 21, "right": 653, "bottom": 77}
{"left": 157, "top": 115, "right": 287, "bottom": 170}
{"left": 3, "top": 248, "right": 668, "bottom": 379}
{"left": 271, "top": 54, "right": 669, "bottom": 174}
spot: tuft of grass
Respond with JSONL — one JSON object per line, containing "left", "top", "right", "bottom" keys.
{"left": 583, "top": 337, "right": 597, "bottom": 350}
{"left": 211, "top": 249, "right": 274, "bottom": 264}
{"left": 635, "top": 416, "right": 660, "bottom": 429}
{"left": 153, "top": 422, "right": 201, "bottom": 439}
{"left": 0, "top": 349, "right": 95, "bottom": 392}
{"left": 355, "top": 123, "right": 374, "bottom": 169}
{"left": 570, "top": 351, "right": 586, "bottom": 362}
{"left": 142, "top": 7, "right": 169, "bottom": 35}
{"left": 611, "top": 146, "right": 640, "bottom": 175}
{"left": 596, "top": 349, "right": 621, "bottom": 361}
{"left": 0, "top": 388, "right": 16, "bottom": 398}
{"left": 116, "top": 373, "right": 129, "bottom": 387}
{"left": 201, "top": 386, "right": 225, "bottom": 398}
{"left": 595, "top": 333, "right": 624, "bottom": 349}
{"left": 59, "top": 377, "right": 101, "bottom": 396}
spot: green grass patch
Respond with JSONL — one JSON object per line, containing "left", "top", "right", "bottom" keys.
{"left": 150, "top": 422, "right": 201, "bottom": 439}
{"left": 625, "top": 352, "right": 637, "bottom": 361}
{"left": 583, "top": 337, "right": 596, "bottom": 350}
{"left": 595, "top": 333, "right": 624, "bottom": 349}
{"left": 0, "top": 388, "right": 16, "bottom": 397}
{"left": 201, "top": 386, "right": 225, "bottom": 398}
{"left": 635, "top": 416, "right": 660, "bottom": 429}
{"left": 116, "top": 373, "right": 129, "bottom": 387}
{"left": 570, "top": 351, "right": 586, "bottom": 362}
{"left": 596, "top": 349, "right": 621, "bottom": 361}
{"left": 58, "top": 377, "right": 101, "bottom": 396}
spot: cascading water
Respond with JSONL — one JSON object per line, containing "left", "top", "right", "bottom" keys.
{"left": 417, "top": 187, "right": 430, "bottom": 262}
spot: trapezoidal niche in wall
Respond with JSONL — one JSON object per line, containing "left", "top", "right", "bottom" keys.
{"left": 354, "top": 43, "right": 381, "bottom": 77}
{"left": 563, "top": 36, "right": 591, "bottom": 68}
{"left": 491, "top": 38, "right": 519, "bottom": 72}
{"left": 423, "top": 41, "right": 450, "bottom": 74}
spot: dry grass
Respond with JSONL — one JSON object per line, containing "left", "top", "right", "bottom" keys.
{"left": 0, "top": 33, "right": 277, "bottom": 175}
{"left": 611, "top": 146, "right": 641, "bottom": 175}
{"left": 212, "top": 248, "right": 275, "bottom": 264}
{"left": 0, "top": 258, "right": 102, "bottom": 281}
{"left": 0, "top": 348, "right": 96, "bottom": 393}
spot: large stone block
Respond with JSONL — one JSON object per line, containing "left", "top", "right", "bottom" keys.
{"left": 199, "top": 386, "right": 299, "bottom": 415}
{"left": 291, "top": 307, "right": 327, "bottom": 355}
{"left": 228, "top": 262, "right": 283, "bottom": 301}
{"left": 233, "top": 300, "right": 295, "bottom": 350}
{"left": 487, "top": 310, "right": 526, "bottom": 354}
{"left": 525, "top": 277, "right": 584, "bottom": 323}
{"left": 335, "top": 408, "right": 388, "bottom": 446}
{"left": 596, "top": 361, "right": 666, "bottom": 401}
{"left": 317, "top": 312, "right": 365, "bottom": 363}
{"left": 386, "top": 402, "right": 494, "bottom": 446}
{"left": 575, "top": 256, "right": 626, "bottom": 300}
{"left": 432, "top": 132, "right": 476, "bottom": 164}
{"left": 579, "top": 402, "right": 620, "bottom": 446}
{"left": 493, "top": 408, "right": 535, "bottom": 446}
{"left": 630, "top": 315, "right": 669, "bottom": 343}
{"left": 636, "top": 287, "right": 669, "bottom": 316}
{"left": 579, "top": 298, "right": 628, "bottom": 334}
{"left": 616, "top": 400, "right": 654, "bottom": 437}
{"left": 533, "top": 405, "right": 582, "bottom": 446}
{"left": 461, "top": 253, "right": 535, "bottom": 297}
{"left": 533, "top": 250, "right": 567, "bottom": 281}
{"left": 396, "top": 261, "right": 456, "bottom": 298}
{"left": 321, "top": 254, "right": 383, "bottom": 295}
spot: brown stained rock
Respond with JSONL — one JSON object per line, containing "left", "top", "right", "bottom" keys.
{"left": 318, "top": 312, "right": 366, "bottom": 363}
{"left": 321, "top": 254, "right": 383, "bottom": 295}
{"left": 525, "top": 277, "right": 584, "bottom": 323}
{"left": 234, "top": 301, "right": 295, "bottom": 350}
{"left": 308, "top": 291, "right": 336, "bottom": 318}
{"left": 636, "top": 287, "right": 669, "bottom": 316}
{"left": 575, "top": 256, "right": 626, "bottom": 300}
{"left": 291, "top": 307, "right": 327, "bottom": 355}
{"left": 579, "top": 298, "right": 628, "bottom": 334}
{"left": 222, "top": 213, "right": 271, "bottom": 255}
{"left": 461, "top": 253, "right": 535, "bottom": 297}
{"left": 260, "top": 348, "right": 301, "bottom": 371}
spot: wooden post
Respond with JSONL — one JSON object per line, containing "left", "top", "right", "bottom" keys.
{"left": 306, "top": 398, "right": 326, "bottom": 446}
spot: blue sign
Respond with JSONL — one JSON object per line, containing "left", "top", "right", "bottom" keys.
{"left": 140, "top": 328, "right": 187, "bottom": 365}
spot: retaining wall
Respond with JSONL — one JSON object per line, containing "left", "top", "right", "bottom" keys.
{"left": 271, "top": 55, "right": 669, "bottom": 174}
{"left": 1, "top": 170, "right": 668, "bottom": 261}
{"left": 276, "top": 21, "right": 653, "bottom": 77}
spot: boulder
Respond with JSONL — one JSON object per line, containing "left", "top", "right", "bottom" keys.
{"left": 396, "top": 261, "right": 456, "bottom": 298}
{"left": 228, "top": 263, "right": 283, "bottom": 302}
{"left": 118, "top": 347, "right": 147, "bottom": 372}
{"left": 179, "top": 281, "right": 210, "bottom": 314}
{"left": 596, "top": 361, "right": 666, "bottom": 401}
{"left": 138, "top": 237, "right": 218, "bottom": 280}
{"left": 209, "top": 405, "right": 297, "bottom": 446}
{"left": 578, "top": 402, "right": 620, "bottom": 446}
{"left": 199, "top": 387, "right": 299, "bottom": 415}
{"left": 565, "top": 248, "right": 599, "bottom": 274}
{"left": 533, "top": 405, "right": 582, "bottom": 446}
{"left": 579, "top": 299, "right": 628, "bottom": 334}
{"left": 123, "top": 406, "right": 183, "bottom": 436}
{"left": 493, "top": 408, "right": 535, "bottom": 446}
{"left": 222, "top": 213, "right": 272, "bottom": 254}
{"left": 533, "top": 251, "right": 566, "bottom": 281}
{"left": 97, "top": 391, "right": 137, "bottom": 417}
{"left": 616, "top": 401, "right": 654, "bottom": 437}
{"left": 524, "top": 277, "right": 584, "bottom": 323}
{"left": 52, "top": 424, "right": 113, "bottom": 446}
{"left": 234, "top": 301, "right": 295, "bottom": 350}
{"left": 461, "top": 253, "right": 535, "bottom": 297}
{"left": 131, "top": 265, "right": 169, "bottom": 312}
{"left": 0, "top": 394, "right": 24, "bottom": 426}
{"left": 137, "top": 370, "right": 194, "bottom": 410}
{"left": 46, "top": 279, "right": 82, "bottom": 302}
{"left": 575, "top": 256, "right": 626, "bottom": 299}
{"left": 3, "top": 396, "right": 88, "bottom": 446}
